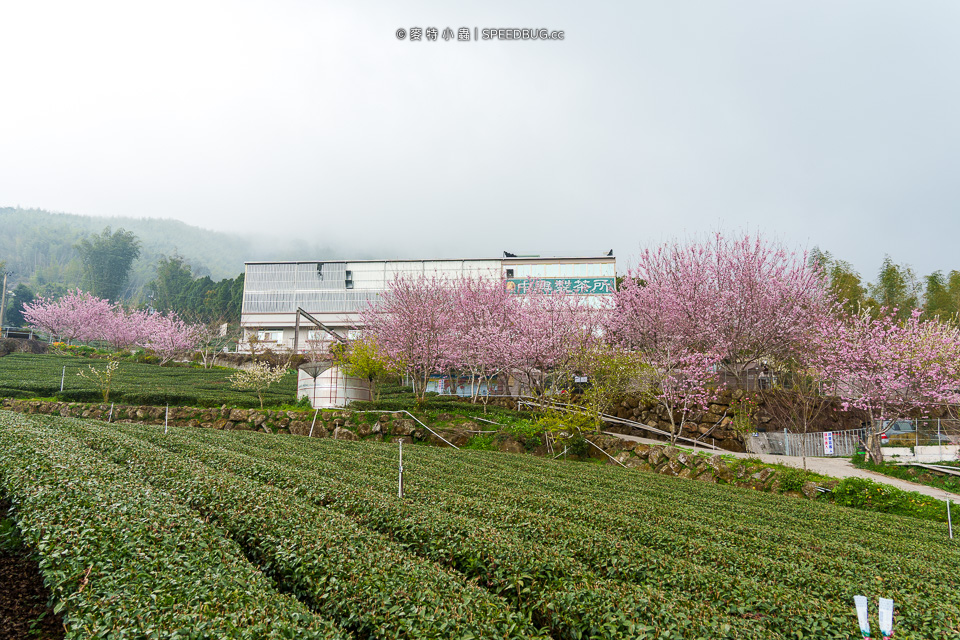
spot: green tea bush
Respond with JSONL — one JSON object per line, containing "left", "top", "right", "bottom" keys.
{"left": 0, "top": 414, "right": 348, "bottom": 639}
{"left": 0, "top": 353, "right": 296, "bottom": 408}
{"left": 5, "top": 411, "right": 960, "bottom": 638}
{"left": 54, "top": 390, "right": 104, "bottom": 403}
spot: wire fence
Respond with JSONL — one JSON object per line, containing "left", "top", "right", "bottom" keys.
{"left": 746, "top": 428, "right": 867, "bottom": 457}
{"left": 746, "top": 419, "right": 960, "bottom": 457}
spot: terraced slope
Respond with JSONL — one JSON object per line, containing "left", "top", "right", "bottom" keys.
{"left": 1, "top": 411, "right": 958, "bottom": 639}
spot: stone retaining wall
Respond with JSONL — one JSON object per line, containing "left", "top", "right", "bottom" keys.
{"left": 1, "top": 398, "right": 834, "bottom": 501}
{"left": 605, "top": 388, "right": 874, "bottom": 452}
{"left": 584, "top": 433, "right": 835, "bottom": 499}
{"left": 0, "top": 399, "right": 479, "bottom": 447}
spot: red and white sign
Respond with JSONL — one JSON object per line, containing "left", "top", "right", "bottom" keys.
{"left": 823, "top": 431, "right": 835, "bottom": 455}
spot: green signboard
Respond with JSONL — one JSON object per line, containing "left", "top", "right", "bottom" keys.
{"left": 505, "top": 277, "right": 615, "bottom": 295}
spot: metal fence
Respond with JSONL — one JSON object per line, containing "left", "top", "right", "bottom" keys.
{"left": 746, "top": 428, "right": 867, "bottom": 458}
{"left": 746, "top": 419, "right": 960, "bottom": 458}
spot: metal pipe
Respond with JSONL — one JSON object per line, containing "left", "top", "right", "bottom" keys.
{"left": 308, "top": 408, "right": 320, "bottom": 438}
{"left": 948, "top": 499, "right": 953, "bottom": 540}
{"left": 585, "top": 438, "right": 628, "bottom": 468}
{"left": 337, "top": 408, "right": 461, "bottom": 449}
{"left": 60, "top": 366, "right": 66, "bottom": 392}
{"left": 518, "top": 397, "right": 722, "bottom": 451}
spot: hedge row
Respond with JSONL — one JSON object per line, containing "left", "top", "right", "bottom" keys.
{"left": 47, "top": 417, "right": 544, "bottom": 640}
{"left": 183, "top": 427, "right": 960, "bottom": 638}
{"left": 112, "top": 425, "right": 774, "bottom": 639}
{"left": 164, "top": 429, "right": 857, "bottom": 636}
{"left": 0, "top": 413, "right": 348, "bottom": 639}
{"left": 0, "top": 353, "right": 297, "bottom": 407}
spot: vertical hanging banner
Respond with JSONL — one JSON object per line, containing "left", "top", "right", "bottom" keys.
{"left": 854, "top": 595, "right": 872, "bottom": 639}
{"left": 878, "top": 598, "right": 894, "bottom": 639}
{"left": 823, "top": 431, "right": 835, "bottom": 455}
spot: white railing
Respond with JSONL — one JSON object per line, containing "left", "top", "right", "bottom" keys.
{"left": 746, "top": 428, "right": 867, "bottom": 457}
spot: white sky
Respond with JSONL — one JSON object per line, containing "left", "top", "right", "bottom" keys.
{"left": 2, "top": 1, "right": 959, "bottom": 279}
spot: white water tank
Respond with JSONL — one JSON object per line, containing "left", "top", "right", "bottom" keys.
{"left": 297, "top": 364, "right": 372, "bottom": 408}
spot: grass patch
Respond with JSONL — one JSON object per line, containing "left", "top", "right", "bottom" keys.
{"left": 852, "top": 455, "right": 960, "bottom": 495}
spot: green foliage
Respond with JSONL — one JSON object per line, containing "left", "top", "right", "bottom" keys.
{"left": 462, "top": 434, "right": 496, "bottom": 450}
{"left": 33, "top": 416, "right": 543, "bottom": 639}
{"left": 0, "top": 353, "right": 296, "bottom": 408}
{"left": 0, "top": 206, "right": 254, "bottom": 303}
{"left": 777, "top": 467, "right": 811, "bottom": 493}
{"left": 3, "top": 413, "right": 960, "bottom": 637}
{"left": 336, "top": 334, "right": 396, "bottom": 401}
{"left": 148, "top": 253, "right": 245, "bottom": 322}
{"left": 923, "top": 270, "right": 960, "bottom": 323}
{"left": 535, "top": 404, "right": 595, "bottom": 438}
{"left": 0, "top": 504, "right": 24, "bottom": 552}
{"left": 569, "top": 344, "right": 644, "bottom": 432}
{"left": 728, "top": 393, "right": 760, "bottom": 434}
{"left": 4, "top": 283, "right": 35, "bottom": 327}
{"left": 75, "top": 226, "right": 142, "bottom": 301}
{"left": 831, "top": 477, "right": 948, "bottom": 521}
{"left": 852, "top": 457, "right": 960, "bottom": 494}
{"left": 0, "top": 414, "right": 348, "bottom": 638}
{"left": 809, "top": 247, "right": 870, "bottom": 315}
{"left": 868, "top": 255, "right": 921, "bottom": 320}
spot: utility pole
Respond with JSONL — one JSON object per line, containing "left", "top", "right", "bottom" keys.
{"left": 0, "top": 270, "right": 8, "bottom": 336}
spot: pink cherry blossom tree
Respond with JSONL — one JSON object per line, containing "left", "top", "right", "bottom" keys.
{"left": 813, "top": 307, "right": 960, "bottom": 462}
{"left": 22, "top": 289, "right": 115, "bottom": 344}
{"left": 447, "top": 276, "right": 516, "bottom": 405}
{"left": 612, "top": 233, "right": 829, "bottom": 387}
{"left": 362, "top": 274, "right": 456, "bottom": 403}
{"left": 644, "top": 349, "right": 723, "bottom": 444}
{"left": 137, "top": 312, "right": 200, "bottom": 365}
{"left": 100, "top": 307, "right": 149, "bottom": 350}
{"left": 510, "top": 283, "right": 599, "bottom": 398}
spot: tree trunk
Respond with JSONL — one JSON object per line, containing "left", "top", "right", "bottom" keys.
{"left": 863, "top": 432, "right": 883, "bottom": 465}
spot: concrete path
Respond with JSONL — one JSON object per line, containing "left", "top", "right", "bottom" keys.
{"left": 604, "top": 432, "right": 960, "bottom": 502}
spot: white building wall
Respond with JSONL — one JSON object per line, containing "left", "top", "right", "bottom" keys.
{"left": 240, "top": 256, "right": 616, "bottom": 352}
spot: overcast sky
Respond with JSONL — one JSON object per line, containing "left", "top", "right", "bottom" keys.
{"left": 2, "top": 1, "right": 959, "bottom": 279}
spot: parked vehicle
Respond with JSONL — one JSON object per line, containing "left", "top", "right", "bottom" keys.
{"left": 878, "top": 419, "right": 953, "bottom": 446}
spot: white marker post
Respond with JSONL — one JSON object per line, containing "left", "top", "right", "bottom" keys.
{"left": 60, "top": 366, "right": 66, "bottom": 392}
{"left": 854, "top": 595, "right": 871, "bottom": 639}
{"left": 308, "top": 408, "right": 320, "bottom": 438}
{"left": 948, "top": 499, "right": 953, "bottom": 540}
{"left": 878, "top": 597, "right": 894, "bottom": 640}
{"left": 164, "top": 404, "right": 169, "bottom": 434}
{"left": 398, "top": 438, "right": 404, "bottom": 499}
{"left": 108, "top": 403, "right": 114, "bottom": 423}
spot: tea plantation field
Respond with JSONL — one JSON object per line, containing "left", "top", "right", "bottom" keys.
{"left": 1, "top": 411, "right": 958, "bottom": 639}
{"left": 0, "top": 353, "right": 297, "bottom": 407}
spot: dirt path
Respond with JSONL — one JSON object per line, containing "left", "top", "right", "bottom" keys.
{"left": 605, "top": 432, "right": 960, "bottom": 502}
{"left": 0, "top": 548, "right": 64, "bottom": 640}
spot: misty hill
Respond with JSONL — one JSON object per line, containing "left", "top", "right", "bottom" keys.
{"left": 0, "top": 207, "right": 344, "bottom": 301}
